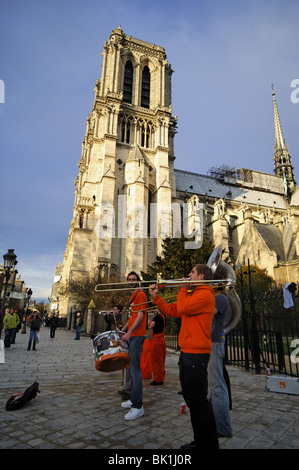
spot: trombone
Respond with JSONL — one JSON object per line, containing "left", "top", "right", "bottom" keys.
{"left": 95, "top": 277, "right": 236, "bottom": 293}
{"left": 95, "top": 279, "right": 158, "bottom": 292}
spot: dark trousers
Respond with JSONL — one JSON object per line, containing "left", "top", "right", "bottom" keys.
{"left": 4, "top": 328, "right": 16, "bottom": 348}
{"left": 179, "top": 352, "right": 219, "bottom": 449}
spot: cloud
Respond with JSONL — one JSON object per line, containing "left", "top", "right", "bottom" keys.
{"left": 16, "top": 254, "right": 61, "bottom": 300}
{"left": 1, "top": 0, "right": 298, "bottom": 302}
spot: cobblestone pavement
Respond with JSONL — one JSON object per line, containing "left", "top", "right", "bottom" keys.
{"left": 0, "top": 327, "right": 299, "bottom": 452}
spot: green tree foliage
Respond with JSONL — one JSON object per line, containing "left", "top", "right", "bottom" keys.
{"left": 236, "top": 264, "right": 274, "bottom": 297}
{"left": 141, "top": 235, "right": 215, "bottom": 306}
{"left": 142, "top": 236, "right": 214, "bottom": 280}
{"left": 58, "top": 274, "right": 130, "bottom": 312}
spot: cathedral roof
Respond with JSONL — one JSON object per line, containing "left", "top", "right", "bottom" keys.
{"left": 290, "top": 186, "right": 299, "bottom": 206}
{"left": 255, "top": 223, "right": 296, "bottom": 262}
{"left": 255, "top": 224, "right": 286, "bottom": 261}
{"left": 174, "top": 169, "right": 287, "bottom": 210}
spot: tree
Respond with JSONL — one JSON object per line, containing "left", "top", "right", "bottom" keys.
{"left": 236, "top": 264, "right": 274, "bottom": 297}
{"left": 142, "top": 235, "right": 214, "bottom": 281}
{"left": 58, "top": 274, "right": 131, "bottom": 312}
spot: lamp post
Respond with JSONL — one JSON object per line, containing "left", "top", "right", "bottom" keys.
{"left": 0, "top": 249, "right": 18, "bottom": 337}
{"left": 21, "top": 287, "right": 32, "bottom": 334}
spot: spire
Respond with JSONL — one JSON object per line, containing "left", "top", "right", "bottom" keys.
{"left": 272, "top": 85, "right": 296, "bottom": 197}
{"left": 272, "top": 84, "right": 288, "bottom": 152}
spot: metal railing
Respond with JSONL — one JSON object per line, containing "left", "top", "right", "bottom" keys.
{"left": 225, "top": 297, "right": 299, "bottom": 376}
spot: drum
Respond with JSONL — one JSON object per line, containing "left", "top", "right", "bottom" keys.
{"left": 92, "top": 330, "right": 129, "bottom": 372}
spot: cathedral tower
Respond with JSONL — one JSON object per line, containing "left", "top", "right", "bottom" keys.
{"left": 58, "top": 27, "right": 177, "bottom": 307}
{"left": 272, "top": 86, "right": 296, "bottom": 198}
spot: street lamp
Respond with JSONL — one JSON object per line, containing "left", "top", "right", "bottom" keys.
{"left": 0, "top": 249, "right": 18, "bottom": 336}
{"left": 3, "top": 249, "right": 17, "bottom": 270}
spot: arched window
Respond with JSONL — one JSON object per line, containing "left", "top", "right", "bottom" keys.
{"left": 141, "top": 66, "right": 150, "bottom": 108}
{"left": 120, "top": 115, "right": 132, "bottom": 144}
{"left": 123, "top": 60, "right": 133, "bottom": 104}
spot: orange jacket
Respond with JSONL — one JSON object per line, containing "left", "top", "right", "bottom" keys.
{"left": 153, "top": 285, "right": 215, "bottom": 354}
{"left": 128, "top": 289, "right": 147, "bottom": 337}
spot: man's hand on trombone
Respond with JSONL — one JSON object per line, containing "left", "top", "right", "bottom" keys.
{"left": 149, "top": 283, "right": 159, "bottom": 299}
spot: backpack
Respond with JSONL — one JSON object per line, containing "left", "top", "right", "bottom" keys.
{"left": 5, "top": 382, "right": 40, "bottom": 411}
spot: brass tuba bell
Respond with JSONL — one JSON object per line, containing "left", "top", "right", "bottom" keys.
{"left": 207, "top": 245, "right": 241, "bottom": 334}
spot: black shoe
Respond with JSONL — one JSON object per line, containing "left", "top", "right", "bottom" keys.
{"left": 180, "top": 441, "right": 196, "bottom": 449}
{"left": 118, "top": 390, "right": 130, "bottom": 399}
{"left": 150, "top": 381, "right": 164, "bottom": 386}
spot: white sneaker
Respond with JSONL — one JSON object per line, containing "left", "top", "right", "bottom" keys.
{"left": 121, "top": 400, "right": 132, "bottom": 409}
{"left": 124, "top": 406, "right": 144, "bottom": 421}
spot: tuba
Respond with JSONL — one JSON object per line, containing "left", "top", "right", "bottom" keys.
{"left": 207, "top": 246, "right": 241, "bottom": 334}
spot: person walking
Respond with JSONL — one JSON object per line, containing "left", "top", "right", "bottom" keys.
{"left": 27, "top": 311, "right": 41, "bottom": 351}
{"left": 49, "top": 312, "right": 59, "bottom": 338}
{"left": 11, "top": 309, "right": 22, "bottom": 344}
{"left": 74, "top": 311, "right": 83, "bottom": 340}
{"left": 3, "top": 308, "right": 20, "bottom": 348}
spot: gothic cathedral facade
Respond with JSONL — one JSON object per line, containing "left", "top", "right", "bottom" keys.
{"left": 51, "top": 27, "right": 299, "bottom": 315}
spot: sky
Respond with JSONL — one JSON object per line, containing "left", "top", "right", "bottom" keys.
{"left": 1, "top": 0, "right": 299, "bottom": 302}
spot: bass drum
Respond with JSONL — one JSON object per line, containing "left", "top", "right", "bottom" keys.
{"left": 93, "top": 330, "right": 129, "bottom": 373}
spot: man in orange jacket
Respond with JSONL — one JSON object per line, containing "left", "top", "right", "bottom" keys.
{"left": 149, "top": 264, "right": 219, "bottom": 450}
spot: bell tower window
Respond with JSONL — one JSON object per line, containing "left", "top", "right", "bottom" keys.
{"left": 123, "top": 60, "right": 133, "bottom": 104}
{"left": 141, "top": 66, "right": 150, "bottom": 108}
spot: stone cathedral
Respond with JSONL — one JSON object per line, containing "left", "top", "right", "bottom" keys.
{"left": 51, "top": 27, "right": 299, "bottom": 315}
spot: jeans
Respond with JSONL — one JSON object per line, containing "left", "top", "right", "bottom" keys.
{"left": 179, "top": 352, "right": 219, "bottom": 449}
{"left": 4, "top": 329, "right": 16, "bottom": 348}
{"left": 75, "top": 326, "right": 81, "bottom": 339}
{"left": 28, "top": 329, "right": 38, "bottom": 350}
{"left": 208, "top": 342, "right": 232, "bottom": 436}
{"left": 127, "top": 336, "right": 145, "bottom": 409}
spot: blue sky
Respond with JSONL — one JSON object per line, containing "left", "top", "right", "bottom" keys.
{"left": 1, "top": 0, "right": 299, "bottom": 301}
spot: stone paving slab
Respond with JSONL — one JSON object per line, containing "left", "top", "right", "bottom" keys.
{"left": 0, "top": 327, "right": 299, "bottom": 452}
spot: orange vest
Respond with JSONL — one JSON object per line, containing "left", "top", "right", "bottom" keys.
{"left": 128, "top": 289, "right": 147, "bottom": 337}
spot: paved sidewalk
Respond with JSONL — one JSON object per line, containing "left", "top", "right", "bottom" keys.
{"left": 0, "top": 327, "right": 299, "bottom": 450}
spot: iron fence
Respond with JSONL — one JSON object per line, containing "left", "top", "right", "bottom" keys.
{"left": 225, "top": 290, "right": 299, "bottom": 376}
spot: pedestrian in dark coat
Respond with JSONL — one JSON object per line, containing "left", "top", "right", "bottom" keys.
{"left": 27, "top": 312, "right": 41, "bottom": 351}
